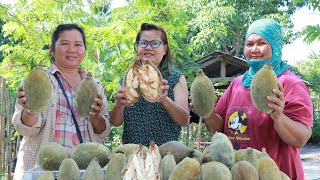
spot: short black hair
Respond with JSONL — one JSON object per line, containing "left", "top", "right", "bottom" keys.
{"left": 51, "top": 24, "right": 87, "bottom": 49}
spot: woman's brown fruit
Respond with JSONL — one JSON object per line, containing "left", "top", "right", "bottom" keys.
{"left": 75, "top": 72, "right": 98, "bottom": 118}
{"left": 24, "top": 61, "right": 51, "bottom": 113}
{"left": 250, "top": 63, "right": 279, "bottom": 114}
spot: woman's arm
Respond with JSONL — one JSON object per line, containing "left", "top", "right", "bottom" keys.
{"left": 109, "top": 86, "right": 133, "bottom": 126}
{"left": 268, "top": 82, "right": 312, "bottom": 147}
{"left": 160, "top": 76, "right": 190, "bottom": 127}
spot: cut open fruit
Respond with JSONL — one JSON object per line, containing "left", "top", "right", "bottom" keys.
{"left": 123, "top": 60, "right": 162, "bottom": 103}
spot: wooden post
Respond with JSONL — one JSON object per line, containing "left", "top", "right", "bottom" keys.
{"left": 196, "top": 117, "right": 203, "bottom": 150}
{"left": 0, "top": 77, "right": 5, "bottom": 172}
{"left": 6, "top": 98, "right": 13, "bottom": 180}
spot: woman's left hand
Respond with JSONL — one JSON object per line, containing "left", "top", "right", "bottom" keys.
{"left": 89, "top": 94, "right": 103, "bottom": 120}
{"left": 268, "top": 82, "right": 285, "bottom": 121}
{"left": 158, "top": 79, "right": 169, "bottom": 103}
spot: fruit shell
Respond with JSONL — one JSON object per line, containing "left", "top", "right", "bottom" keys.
{"left": 123, "top": 60, "right": 142, "bottom": 103}
{"left": 139, "top": 60, "right": 163, "bottom": 103}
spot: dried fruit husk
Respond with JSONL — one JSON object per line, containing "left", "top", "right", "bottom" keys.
{"left": 37, "top": 142, "right": 68, "bottom": 171}
{"left": 75, "top": 72, "right": 98, "bottom": 118}
{"left": 138, "top": 60, "right": 162, "bottom": 102}
{"left": 123, "top": 59, "right": 162, "bottom": 103}
{"left": 24, "top": 61, "right": 51, "bottom": 113}
{"left": 123, "top": 60, "right": 142, "bottom": 102}
{"left": 250, "top": 63, "right": 279, "bottom": 114}
{"left": 190, "top": 69, "right": 216, "bottom": 118}
{"left": 57, "top": 158, "right": 80, "bottom": 180}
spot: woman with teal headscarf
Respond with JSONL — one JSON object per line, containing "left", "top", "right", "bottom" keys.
{"left": 198, "top": 19, "right": 313, "bottom": 179}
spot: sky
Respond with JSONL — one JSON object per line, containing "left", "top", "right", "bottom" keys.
{"left": 282, "top": 6, "right": 320, "bottom": 65}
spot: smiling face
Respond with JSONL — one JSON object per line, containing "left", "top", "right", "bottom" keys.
{"left": 137, "top": 30, "right": 167, "bottom": 66}
{"left": 244, "top": 34, "right": 272, "bottom": 61}
{"left": 50, "top": 29, "right": 86, "bottom": 70}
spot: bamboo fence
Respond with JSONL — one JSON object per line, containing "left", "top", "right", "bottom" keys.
{"left": 0, "top": 76, "right": 15, "bottom": 180}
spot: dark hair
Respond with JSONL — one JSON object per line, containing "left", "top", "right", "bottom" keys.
{"left": 50, "top": 24, "right": 87, "bottom": 62}
{"left": 135, "top": 23, "right": 172, "bottom": 75}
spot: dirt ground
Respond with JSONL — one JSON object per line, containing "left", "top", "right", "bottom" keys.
{"left": 301, "top": 144, "right": 320, "bottom": 180}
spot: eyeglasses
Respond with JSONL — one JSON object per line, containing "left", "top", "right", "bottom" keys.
{"left": 137, "top": 40, "right": 164, "bottom": 48}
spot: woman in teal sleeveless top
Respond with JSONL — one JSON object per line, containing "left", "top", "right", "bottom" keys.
{"left": 110, "top": 23, "right": 190, "bottom": 146}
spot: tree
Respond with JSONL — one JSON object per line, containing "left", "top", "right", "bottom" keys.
{"left": 294, "top": 0, "right": 320, "bottom": 43}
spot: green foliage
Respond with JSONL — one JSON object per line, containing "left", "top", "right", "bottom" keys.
{"left": 295, "top": 58, "right": 320, "bottom": 143}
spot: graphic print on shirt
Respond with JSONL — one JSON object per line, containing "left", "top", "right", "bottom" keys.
{"left": 226, "top": 110, "right": 250, "bottom": 150}
{"left": 228, "top": 111, "right": 247, "bottom": 135}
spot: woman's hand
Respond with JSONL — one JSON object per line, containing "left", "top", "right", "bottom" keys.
{"left": 115, "top": 86, "right": 133, "bottom": 108}
{"left": 158, "top": 79, "right": 169, "bottom": 103}
{"left": 17, "top": 85, "right": 27, "bottom": 108}
{"left": 268, "top": 82, "right": 285, "bottom": 121}
{"left": 89, "top": 94, "right": 103, "bottom": 120}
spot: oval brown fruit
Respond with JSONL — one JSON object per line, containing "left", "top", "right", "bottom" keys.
{"left": 24, "top": 61, "right": 51, "bottom": 113}
{"left": 190, "top": 69, "right": 216, "bottom": 118}
{"left": 250, "top": 63, "right": 279, "bottom": 114}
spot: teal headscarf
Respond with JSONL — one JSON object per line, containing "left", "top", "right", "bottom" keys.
{"left": 242, "top": 19, "right": 288, "bottom": 88}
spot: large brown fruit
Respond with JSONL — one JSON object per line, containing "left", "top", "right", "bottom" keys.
{"left": 75, "top": 72, "right": 98, "bottom": 118}
{"left": 231, "top": 161, "right": 259, "bottom": 180}
{"left": 159, "top": 141, "right": 194, "bottom": 163}
{"left": 82, "top": 157, "right": 104, "bottom": 180}
{"left": 256, "top": 156, "right": 281, "bottom": 180}
{"left": 159, "top": 152, "right": 176, "bottom": 180}
{"left": 57, "top": 158, "right": 80, "bottom": 180}
{"left": 209, "top": 132, "right": 235, "bottom": 168}
{"left": 250, "top": 63, "right": 279, "bottom": 114}
{"left": 191, "top": 69, "right": 216, "bottom": 118}
{"left": 24, "top": 61, "right": 51, "bottom": 113}
{"left": 71, "top": 142, "right": 110, "bottom": 169}
{"left": 105, "top": 153, "right": 126, "bottom": 180}
{"left": 168, "top": 157, "right": 200, "bottom": 180}
{"left": 201, "top": 161, "right": 232, "bottom": 180}
{"left": 36, "top": 142, "right": 68, "bottom": 171}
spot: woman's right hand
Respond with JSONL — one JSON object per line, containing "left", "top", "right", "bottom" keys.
{"left": 115, "top": 86, "right": 133, "bottom": 108}
{"left": 17, "top": 85, "right": 27, "bottom": 108}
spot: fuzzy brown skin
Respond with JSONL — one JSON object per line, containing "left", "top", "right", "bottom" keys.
{"left": 37, "top": 142, "right": 68, "bottom": 171}
{"left": 71, "top": 142, "right": 110, "bottom": 169}
{"left": 75, "top": 72, "right": 98, "bottom": 118}
{"left": 231, "top": 161, "right": 259, "bottom": 180}
{"left": 191, "top": 69, "right": 216, "bottom": 118}
{"left": 159, "top": 141, "right": 194, "bottom": 164}
{"left": 58, "top": 158, "right": 80, "bottom": 180}
{"left": 24, "top": 65, "right": 51, "bottom": 113}
{"left": 257, "top": 156, "right": 282, "bottom": 180}
{"left": 201, "top": 161, "right": 232, "bottom": 180}
{"left": 168, "top": 157, "right": 200, "bottom": 180}
{"left": 82, "top": 157, "right": 104, "bottom": 180}
{"left": 160, "top": 153, "right": 176, "bottom": 180}
{"left": 250, "top": 63, "right": 279, "bottom": 114}
{"left": 106, "top": 153, "right": 127, "bottom": 180}
{"left": 209, "top": 132, "right": 235, "bottom": 168}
